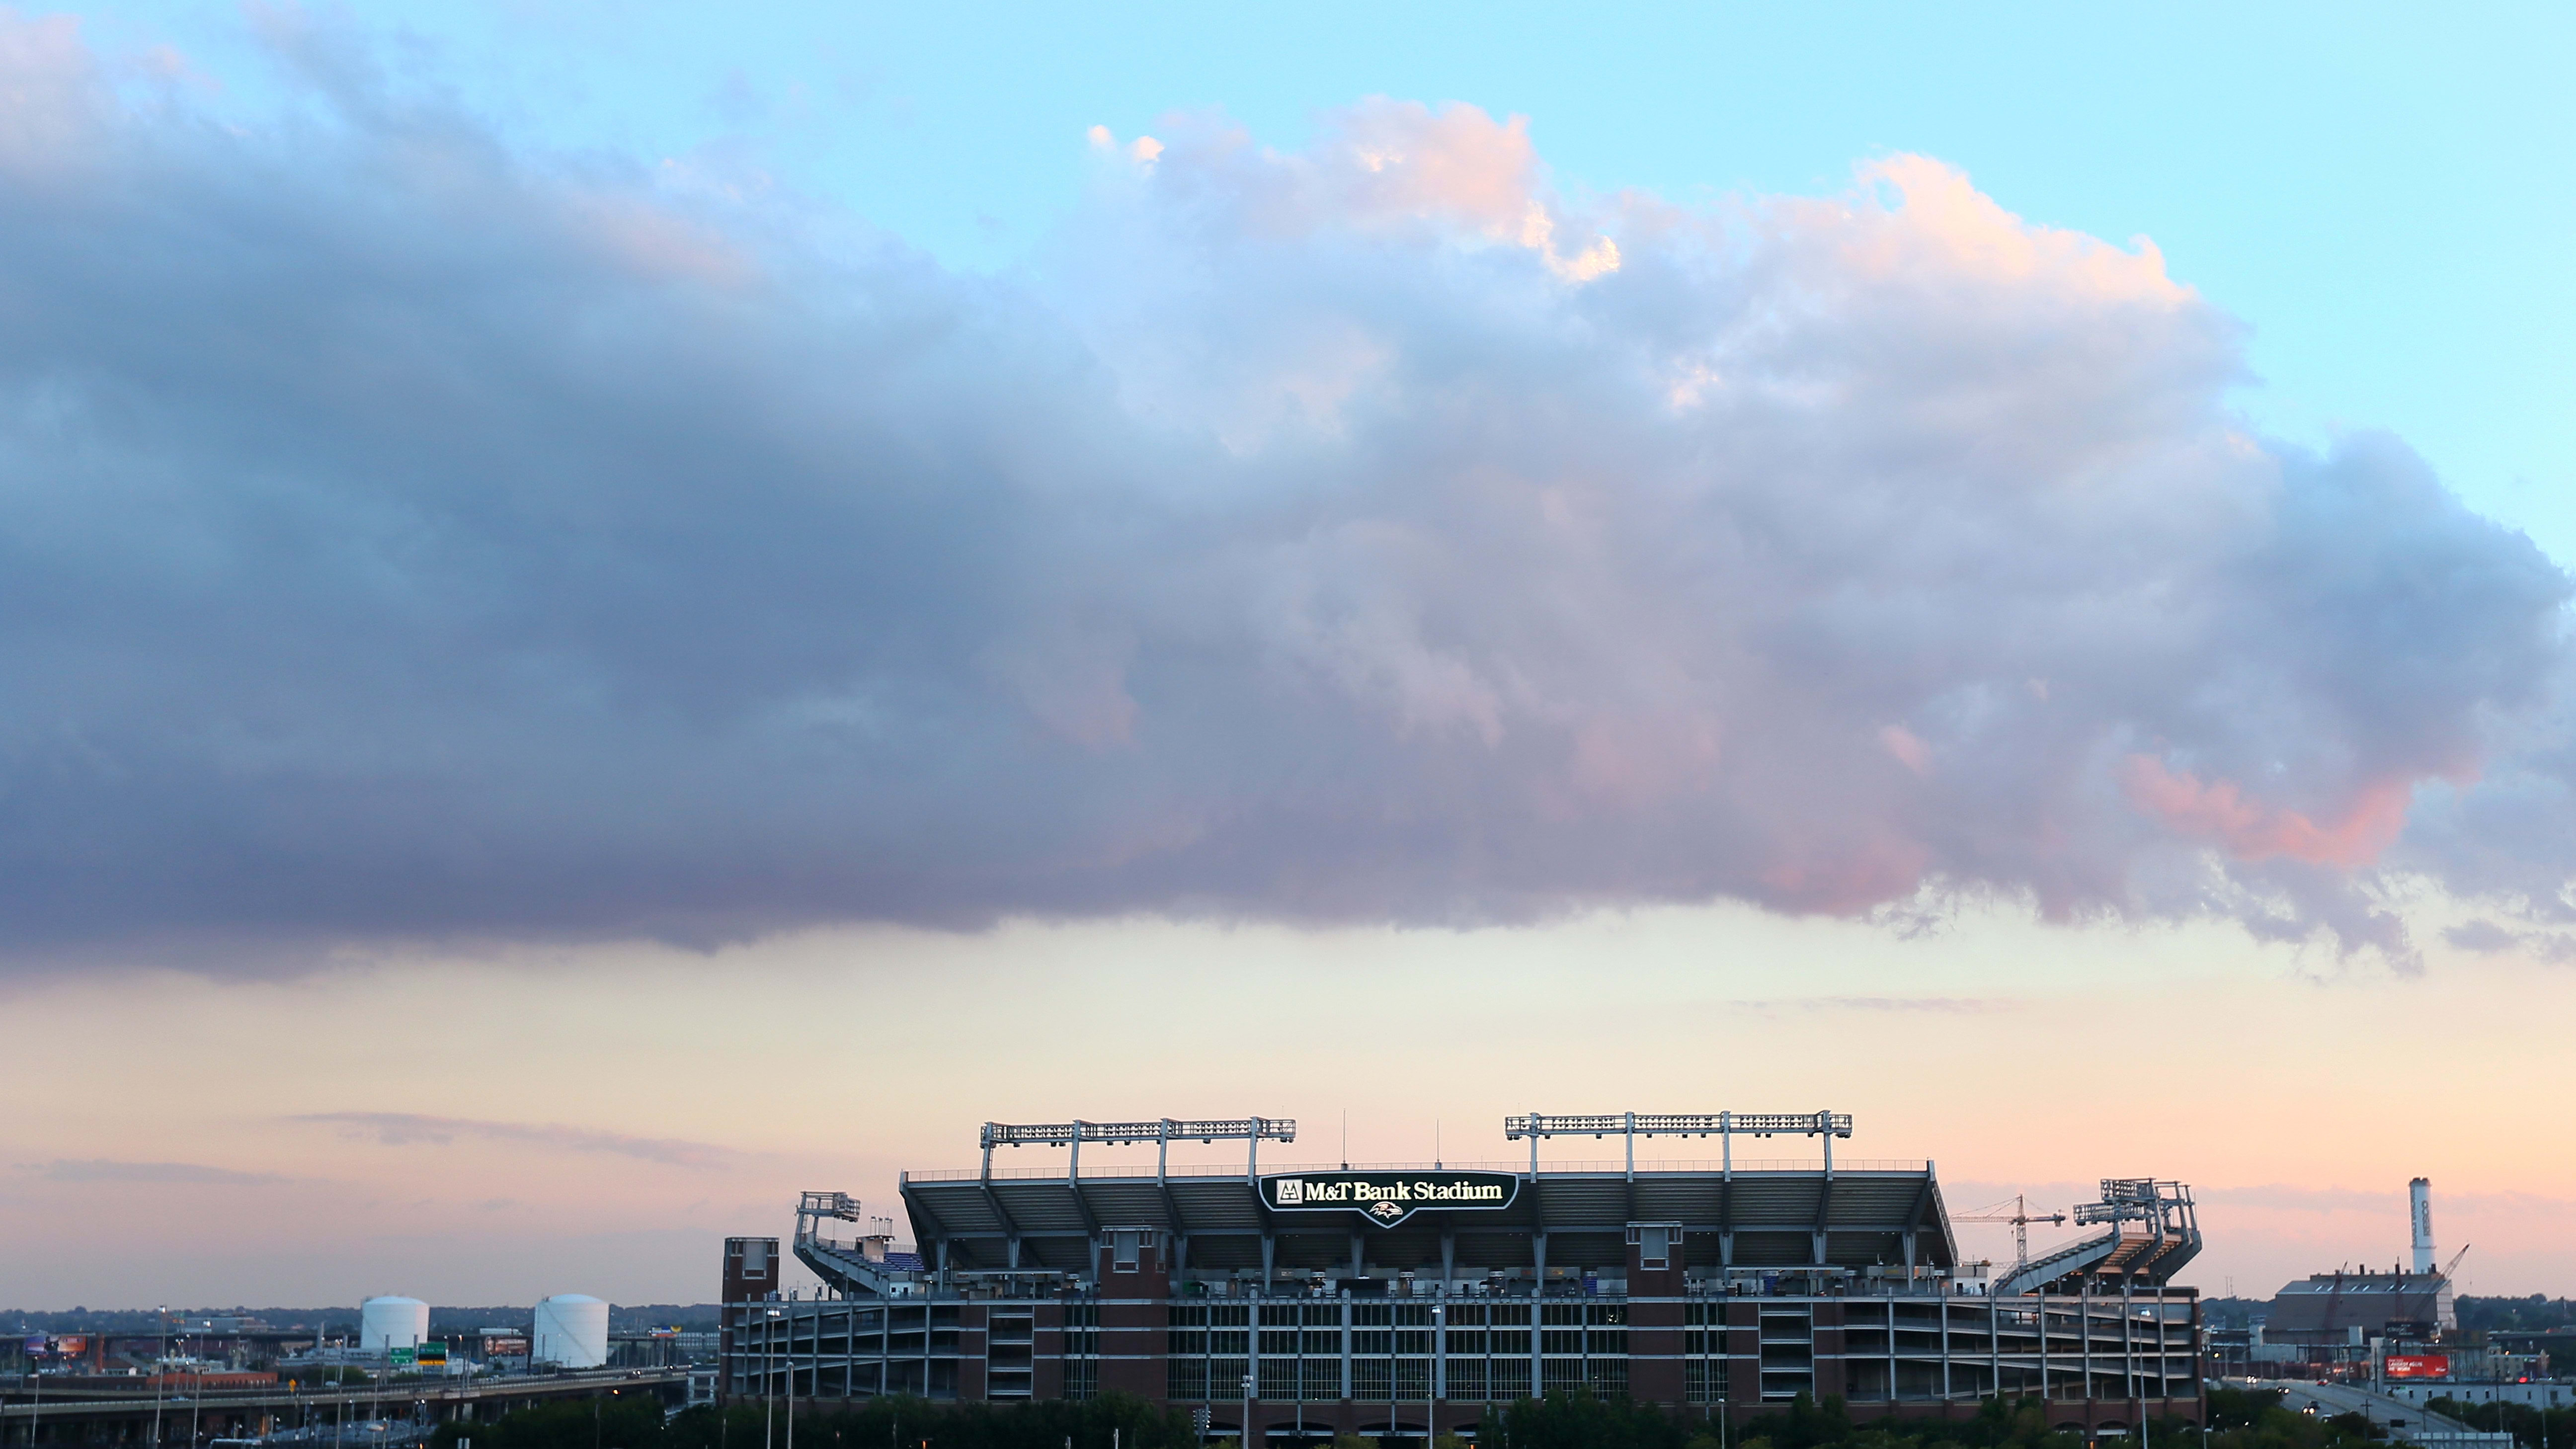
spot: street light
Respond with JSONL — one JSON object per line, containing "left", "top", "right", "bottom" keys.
{"left": 155, "top": 1305, "right": 170, "bottom": 1449}
{"left": 1240, "top": 1372, "right": 1253, "bottom": 1449}
{"left": 763, "top": 1310, "right": 784, "bottom": 1449}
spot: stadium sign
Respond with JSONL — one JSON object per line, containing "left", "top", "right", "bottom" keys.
{"left": 1261, "top": 1171, "right": 1520, "bottom": 1228}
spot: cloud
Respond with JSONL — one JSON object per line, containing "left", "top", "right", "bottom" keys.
{"left": 0, "top": 19, "right": 2569, "bottom": 971}
{"left": 288, "top": 1113, "right": 740, "bottom": 1169}
{"left": 1721, "top": 996, "right": 2011, "bottom": 1015}
{"left": 2445, "top": 919, "right": 2523, "bottom": 953}
{"left": 2440, "top": 918, "right": 2576, "bottom": 962}
{"left": 24, "top": 1159, "right": 288, "bottom": 1185}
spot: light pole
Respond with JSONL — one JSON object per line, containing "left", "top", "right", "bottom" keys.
{"left": 1430, "top": 1303, "right": 1442, "bottom": 1448}
{"left": 1240, "top": 1371, "right": 1253, "bottom": 1449}
{"left": 763, "top": 1310, "right": 783, "bottom": 1449}
{"left": 154, "top": 1305, "right": 169, "bottom": 1449}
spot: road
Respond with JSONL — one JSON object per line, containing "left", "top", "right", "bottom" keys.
{"left": 2260, "top": 1379, "right": 2516, "bottom": 1447}
{"left": 0, "top": 1367, "right": 699, "bottom": 1446}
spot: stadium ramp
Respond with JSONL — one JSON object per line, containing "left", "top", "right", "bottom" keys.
{"left": 1997, "top": 1179, "right": 2200, "bottom": 1297}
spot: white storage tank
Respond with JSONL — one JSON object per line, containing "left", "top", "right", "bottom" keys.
{"left": 358, "top": 1296, "right": 430, "bottom": 1355}
{"left": 531, "top": 1294, "right": 609, "bottom": 1368}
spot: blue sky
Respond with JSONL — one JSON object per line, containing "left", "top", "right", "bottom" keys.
{"left": 90, "top": 0, "right": 2576, "bottom": 561}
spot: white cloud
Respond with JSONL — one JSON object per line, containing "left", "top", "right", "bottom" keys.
{"left": 0, "top": 18, "right": 2566, "bottom": 971}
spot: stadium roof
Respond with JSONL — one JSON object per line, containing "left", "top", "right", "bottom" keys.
{"left": 898, "top": 1159, "right": 1956, "bottom": 1274}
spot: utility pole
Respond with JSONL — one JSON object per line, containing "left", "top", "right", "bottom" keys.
{"left": 154, "top": 1305, "right": 169, "bottom": 1449}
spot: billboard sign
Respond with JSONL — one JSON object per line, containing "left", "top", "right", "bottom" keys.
{"left": 2386, "top": 1355, "right": 2451, "bottom": 1380}
{"left": 1260, "top": 1170, "right": 1520, "bottom": 1228}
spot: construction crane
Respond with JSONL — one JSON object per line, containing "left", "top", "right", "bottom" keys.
{"left": 2403, "top": 1244, "right": 2470, "bottom": 1332}
{"left": 1957, "top": 1194, "right": 2068, "bottom": 1276}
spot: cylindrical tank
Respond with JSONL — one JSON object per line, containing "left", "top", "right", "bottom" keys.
{"left": 531, "top": 1294, "right": 609, "bottom": 1368}
{"left": 359, "top": 1296, "right": 430, "bottom": 1355}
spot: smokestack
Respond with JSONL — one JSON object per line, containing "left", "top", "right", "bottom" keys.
{"left": 2410, "top": 1177, "right": 2436, "bottom": 1275}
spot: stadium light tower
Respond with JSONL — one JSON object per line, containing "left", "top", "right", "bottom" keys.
{"left": 979, "top": 1117, "right": 1296, "bottom": 1181}
{"left": 1503, "top": 1111, "right": 1854, "bottom": 1176}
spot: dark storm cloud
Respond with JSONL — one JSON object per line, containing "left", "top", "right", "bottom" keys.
{"left": 0, "top": 17, "right": 2569, "bottom": 970}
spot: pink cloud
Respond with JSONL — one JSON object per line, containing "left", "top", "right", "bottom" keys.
{"left": 2122, "top": 756, "right": 2413, "bottom": 868}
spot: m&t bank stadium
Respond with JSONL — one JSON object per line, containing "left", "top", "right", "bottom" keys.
{"left": 720, "top": 1112, "right": 2202, "bottom": 1441}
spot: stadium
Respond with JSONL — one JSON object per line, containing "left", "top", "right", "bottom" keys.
{"left": 720, "top": 1113, "right": 2203, "bottom": 1440}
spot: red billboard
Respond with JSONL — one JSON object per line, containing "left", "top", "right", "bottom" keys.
{"left": 2386, "top": 1355, "right": 2451, "bottom": 1379}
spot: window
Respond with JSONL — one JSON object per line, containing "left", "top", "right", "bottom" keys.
{"left": 1300, "top": 1359, "right": 1341, "bottom": 1400}
{"left": 1447, "top": 1359, "right": 1487, "bottom": 1400}
{"left": 1112, "top": 1231, "right": 1142, "bottom": 1271}
{"left": 1634, "top": 1225, "right": 1672, "bottom": 1270}
{"left": 1210, "top": 1359, "right": 1249, "bottom": 1400}
{"left": 1685, "top": 1360, "right": 1718, "bottom": 1404}
{"left": 1395, "top": 1359, "right": 1432, "bottom": 1399}
{"left": 1351, "top": 1358, "right": 1393, "bottom": 1402}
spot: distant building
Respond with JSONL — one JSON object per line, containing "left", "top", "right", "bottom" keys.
{"left": 2266, "top": 1271, "right": 2456, "bottom": 1348}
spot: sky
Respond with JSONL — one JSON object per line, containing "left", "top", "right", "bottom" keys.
{"left": 3, "top": 0, "right": 2574, "bottom": 1310}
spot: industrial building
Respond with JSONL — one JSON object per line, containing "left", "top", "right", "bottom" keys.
{"left": 720, "top": 1112, "right": 2206, "bottom": 1438}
